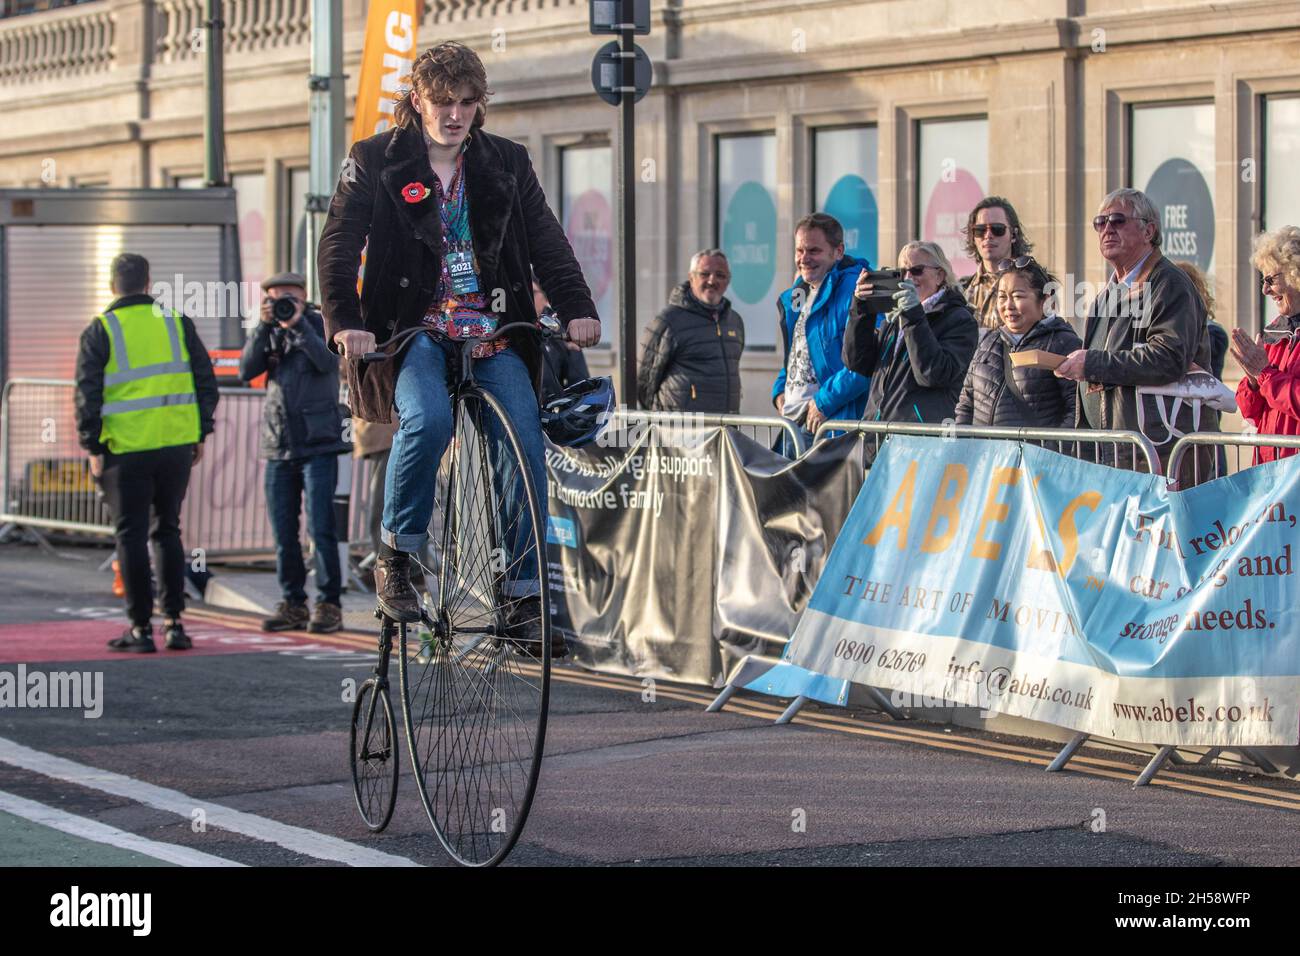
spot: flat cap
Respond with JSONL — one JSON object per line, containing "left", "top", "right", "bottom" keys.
{"left": 261, "top": 271, "right": 307, "bottom": 292}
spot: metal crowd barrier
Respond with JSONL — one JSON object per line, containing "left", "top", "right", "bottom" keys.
{"left": 0, "top": 378, "right": 113, "bottom": 538}
{"left": 1112, "top": 429, "right": 1300, "bottom": 785}
{"left": 0, "top": 379, "right": 281, "bottom": 558}
{"left": 1167, "top": 430, "right": 1300, "bottom": 488}
{"left": 610, "top": 408, "right": 806, "bottom": 457}
{"left": 711, "top": 421, "right": 1183, "bottom": 785}
{"left": 784, "top": 421, "right": 1299, "bottom": 786}
{"left": 812, "top": 418, "right": 1161, "bottom": 474}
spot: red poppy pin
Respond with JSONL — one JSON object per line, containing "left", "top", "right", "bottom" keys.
{"left": 401, "top": 181, "right": 431, "bottom": 204}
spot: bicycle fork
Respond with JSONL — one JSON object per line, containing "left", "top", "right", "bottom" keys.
{"left": 359, "top": 619, "right": 397, "bottom": 762}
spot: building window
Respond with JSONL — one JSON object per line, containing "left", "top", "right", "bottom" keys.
{"left": 1265, "top": 96, "right": 1300, "bottom": 233}
{"left": 287, "top": 167, "right": 309, "bottom": 276}
{"left": 1130, "top": 102, "right": 1215, "bottom": 276}
{"left": 716, "top": 132, "right": 778, "bottom": 347}
{"left": 813, "top": 125, "right": 879, "bottom": 267}
{"left": 231, "top": 172, "right": 267, "bottom": 290}
{"left": 177, "top": 173, "right": 267, "bottom": 289}
{"left": 916, "top": 117, "right": 987, "bottom": 279}
{"left": 559, "top": 144, "right": 615, "bottom": 335}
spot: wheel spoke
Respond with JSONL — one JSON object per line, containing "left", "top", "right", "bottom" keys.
{"left": 397, "top": 388, "right": 550, "bottom": 866}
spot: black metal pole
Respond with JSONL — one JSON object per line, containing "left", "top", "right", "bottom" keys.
{"left": 203, "top": 0, "right": 226, "bottom": 187}
{"left": 618, "top": 19, "right": 637, "bottom": 409}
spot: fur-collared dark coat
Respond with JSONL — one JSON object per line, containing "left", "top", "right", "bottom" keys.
{"left": 317, "top": 123, "right": 596, "bottom": 423}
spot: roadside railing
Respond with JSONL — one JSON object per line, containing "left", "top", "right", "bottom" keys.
{"left": 1167, "top": 431, "right": 1300, "bottom": 488}
{"left": 812, "top": 419, "right": 1162, "bottom": 475}
{"left": 609, "top": 409, "right": 806, "bottom": 457}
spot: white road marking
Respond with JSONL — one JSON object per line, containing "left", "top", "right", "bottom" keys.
{"left": 0, "top": 736, "right": 419, "bottom": 867}
{"left": 0, "top": 788, "right": 245, "bottom": 867}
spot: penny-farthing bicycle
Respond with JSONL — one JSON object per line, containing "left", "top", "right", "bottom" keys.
{"left": 348, "top": 319, "right": 561, "bottom": 866}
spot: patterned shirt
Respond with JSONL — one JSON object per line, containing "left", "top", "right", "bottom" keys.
{"left": 421, "top": 150, "right": 507, "bottom": 360}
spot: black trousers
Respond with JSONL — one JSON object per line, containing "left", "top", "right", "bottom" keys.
{"left": 99, "top": 444, "right": 194, "bottom": 628}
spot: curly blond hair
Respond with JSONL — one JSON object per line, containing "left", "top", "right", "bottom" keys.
{"left": 392, "top": 41, "right": 492, "bottom": 132}
{"left": 1251, "top": 225, "right": 1300, "bottom": 293}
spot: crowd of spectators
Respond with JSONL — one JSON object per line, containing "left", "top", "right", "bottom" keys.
{"left": 636, "top": 186, "right": 1298, "bottom": 478}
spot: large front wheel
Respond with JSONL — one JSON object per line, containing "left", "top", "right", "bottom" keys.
{"left": 399, "top": 386, "right": 551, "bottom": 867}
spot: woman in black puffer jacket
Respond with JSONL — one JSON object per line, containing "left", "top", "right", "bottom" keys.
{"left": 954, "top": 257, "right": 1081, "bottom": 427}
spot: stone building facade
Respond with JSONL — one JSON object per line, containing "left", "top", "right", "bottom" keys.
{"left": 2, "top": 0, "right": 1299, "bottom": 418}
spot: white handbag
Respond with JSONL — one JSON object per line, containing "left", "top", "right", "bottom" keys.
{"left": 1136, "top": 363, "right": 1236, "bottom": 443}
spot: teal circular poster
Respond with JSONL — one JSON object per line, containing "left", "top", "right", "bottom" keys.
{"left": 721, "top": 182, "right": 777, "bottom": 304}
{"left": 823, "top": 174, "right": 878, "bottom": 265}
{"left": 1144, "top": 158, "right": 1214, "bottom": 273}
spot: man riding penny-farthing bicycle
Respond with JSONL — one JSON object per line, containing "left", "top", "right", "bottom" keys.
{"left": 318, "top": 40, "right": 611, "bottom": 867}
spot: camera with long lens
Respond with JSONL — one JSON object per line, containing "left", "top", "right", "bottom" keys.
{"left": 270, "top": 296, "right": 298, "bottom": 323}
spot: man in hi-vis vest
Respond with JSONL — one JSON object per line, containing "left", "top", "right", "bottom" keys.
{"left": 75, "top": 253, "right": 220, "bottom": 653}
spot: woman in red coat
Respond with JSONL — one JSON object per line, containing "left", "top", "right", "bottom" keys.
{"left": 1232, "top": 226, "right": 1300, "bottom": 464}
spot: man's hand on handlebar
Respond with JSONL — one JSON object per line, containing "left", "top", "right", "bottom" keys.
{"left": 334, "top": 329, "right": 377, "bottom": 359}
{"left": 567, "top": 318, "right": 601, "bottom": 348}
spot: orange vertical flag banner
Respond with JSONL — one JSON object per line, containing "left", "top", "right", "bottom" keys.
{"left": 351, "top": 0, "right": 421, "bottom": 144}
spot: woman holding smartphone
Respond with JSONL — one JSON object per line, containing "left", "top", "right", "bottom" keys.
{"left": 842, "top": 240, "right": 978, "bottom": 425}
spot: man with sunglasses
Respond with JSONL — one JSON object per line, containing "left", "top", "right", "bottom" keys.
{"left": 960, "top": 197, "right": 1034, "bottom": 331}
{"left": 1054, "top": 187, "right": 1215, "bottom": 482}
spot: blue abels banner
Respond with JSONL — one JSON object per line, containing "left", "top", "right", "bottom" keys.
{"left": 787, "top": 437, "right": 1300, "bottom": 747}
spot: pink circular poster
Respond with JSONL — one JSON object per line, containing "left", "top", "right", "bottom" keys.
{"left": 565, "top": 190, "right": 612, "bottom": 302}
{"left": 922, "top": 170, "right": 984, "bottom": 279}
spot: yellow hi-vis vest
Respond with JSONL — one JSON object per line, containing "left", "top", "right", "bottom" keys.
{"left": 98, "top": 303, "right": 200, "bottom": 454}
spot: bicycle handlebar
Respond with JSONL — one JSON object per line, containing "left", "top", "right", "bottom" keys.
{"left": 358, "top": 320, "right": 561, "bottom": 364}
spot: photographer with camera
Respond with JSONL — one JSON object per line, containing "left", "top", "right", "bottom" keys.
{"left": 843, "top": 241, "right": 978, "bottom": 425}
{"left": 240, "top": 271, "right": 351, "bottom": 634}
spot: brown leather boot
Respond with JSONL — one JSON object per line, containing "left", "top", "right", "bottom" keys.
{"left": 505, "top": 596, "right": 568, "bottom": 659}
{"left": 375, "top": 551, "right": 422, "bottom": 623}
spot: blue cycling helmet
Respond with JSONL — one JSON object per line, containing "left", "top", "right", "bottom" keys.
{"left": 541, "top": 377, "right": 616, "bottom": 448}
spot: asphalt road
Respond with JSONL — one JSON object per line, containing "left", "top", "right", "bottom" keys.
{"left": 1, "top": 541, "right": 1298, "bottom": 868}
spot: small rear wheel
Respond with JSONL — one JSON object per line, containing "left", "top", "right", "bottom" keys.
{"left": 349, "top": 677, "right": 398, "bottom": 832}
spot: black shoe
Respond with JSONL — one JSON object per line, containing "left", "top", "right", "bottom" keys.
{"left": 308, "top": 601, "right": 343, "bottom": 634}
{"left": 108, "top": 626, "right": 157, "bottom": 654}
{"left": 506, "top": 597, "right": 567, "bottom": 659}
{"left": 375, "top": 552, "right": 422, "bottom": 623}
{"left": 163, "top": 619, "right": 192, "bottom": 650}
{"left": 262, "top": 601, "right": 310, "bottom": 632}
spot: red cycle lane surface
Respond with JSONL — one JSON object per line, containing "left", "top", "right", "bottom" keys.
{"left": 0, "top": 619, "right": 335, "bottom": 664}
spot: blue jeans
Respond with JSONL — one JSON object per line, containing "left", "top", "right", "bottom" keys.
{"left": 265, "top": 454, "right": 341, "bottom": 605}
{"left": 383, "top": 334, "right": 546, "bottom": 598}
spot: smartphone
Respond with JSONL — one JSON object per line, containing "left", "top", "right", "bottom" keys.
{"left": 858, "top": 268, "right": 903, "bottom": 315}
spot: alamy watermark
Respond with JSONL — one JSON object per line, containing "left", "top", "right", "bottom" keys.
{"left": 0, "top": 665, "right": 103, "bottom": 718}
{"left": 148, "top": 274, "right": 266, "bottom": 327}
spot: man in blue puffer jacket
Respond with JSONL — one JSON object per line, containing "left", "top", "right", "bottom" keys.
{"left": 772, "top": 213, "right": 872, "bottom": 453}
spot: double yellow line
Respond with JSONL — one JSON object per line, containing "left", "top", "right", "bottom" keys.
{"left": 188, "top": 606, "right": 1300, "bottom": 813}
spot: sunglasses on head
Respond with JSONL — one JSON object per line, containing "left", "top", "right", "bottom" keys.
{"left": 996, "top": 255, "right": 1037, "bottom": 273}
{"left": 971, "top": 223, "right": 1010, "bottom": 239}
{"left": 1092, "top": 213, "right": 1150, "bottom": 232}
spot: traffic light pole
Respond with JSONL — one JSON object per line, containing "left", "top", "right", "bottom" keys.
{"left": 617, "top": 22, "right": 638, "bottom": 410}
